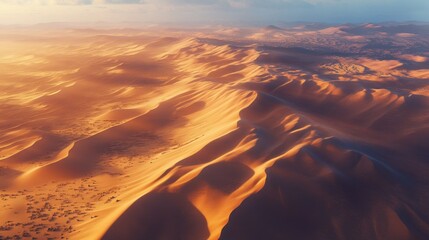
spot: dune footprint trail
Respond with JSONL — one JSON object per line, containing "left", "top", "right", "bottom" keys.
{"left": 1, "top": 25, "right": 429, "bottom": 240}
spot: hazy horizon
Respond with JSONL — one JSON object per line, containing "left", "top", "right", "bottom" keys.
{"left": 1, "top": 0, "right": 429, "bottom": 25}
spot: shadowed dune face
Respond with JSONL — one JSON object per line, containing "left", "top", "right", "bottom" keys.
{"left": 0, "top": 24, "right": 429, "bottom": 240}
{"left": 103, "top": 192, "right": 210, "bottom": 240}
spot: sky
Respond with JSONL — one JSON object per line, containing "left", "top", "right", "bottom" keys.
{"left": 0, "top": 0, "right": 428, "bottom": 25}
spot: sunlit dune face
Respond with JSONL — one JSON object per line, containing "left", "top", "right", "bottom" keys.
{"left": 396, "top": 33, "right": 417, "bottom": 38}
{"left": 344, "top": 35, "right": 367, "bottom": 42}
{"left": 1, "top": 25, "right": 429, "bottom": 240}
{"left": 408, "top": 69, "right": 429, "bottom": 79}
{"left": 358, "top": 58, "right": 403, "bottom": 73}
{"left": 398, "top": 54, "right": 427, "bottom": 63}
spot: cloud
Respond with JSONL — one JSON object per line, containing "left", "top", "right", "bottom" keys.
{"left": 163, "top": 0, "right": 218, "bottom": 5}
{"left": 56, "top": 0, "right": 92, "bottom": 4}
{"left": 225, "top": 0, "right": 315, "bottom": 9}
{"left": 0, "top": 0, "right": 144, "bottom": 4}
{"left": 150, "top": 0, "right": 315, "bottom": 8}
{"left": 0, "top": 0, "right": 428, "bottom": 24}
{"left": 103, "top": 0, "right": 143, "bottom": 4}
{"left": 1, "top": 0, "right": 425, "bottom": 9}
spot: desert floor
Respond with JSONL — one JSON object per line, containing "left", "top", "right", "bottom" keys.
{"left": 0, "top": 23, "right": 428, "bottom": 240}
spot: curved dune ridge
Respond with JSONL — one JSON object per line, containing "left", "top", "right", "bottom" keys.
{"left": 0, "top": 24, "right": 429, "bottom": 240}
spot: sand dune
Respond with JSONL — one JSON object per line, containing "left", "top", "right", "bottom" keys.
{"left": 0, "top": 24, "right": 428, "bottom": 240}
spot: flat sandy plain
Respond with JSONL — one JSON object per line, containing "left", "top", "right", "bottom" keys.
{"left": 0, "top": 23, "right": 428, "bottom": 239}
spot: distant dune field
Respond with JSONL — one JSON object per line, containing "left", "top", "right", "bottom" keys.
{"left": 0, "top": 23, "right": 428, "bottom": 240}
